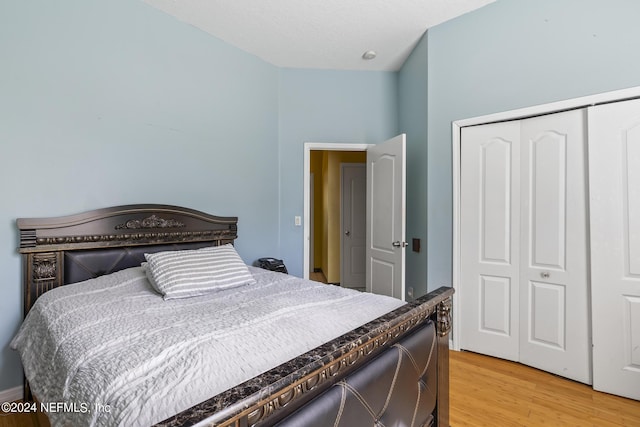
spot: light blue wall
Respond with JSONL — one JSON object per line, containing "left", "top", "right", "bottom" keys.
{"left": 425, "top": 0, "right": 640, "bottom": 288}
{"left": 0, "top": 1, "right": 402, "bottom": 392}
{"left": 0, "top": 0, "right": 279, "bottom": 390}
{"left": 398, "top": 33, "right": 429, "bottom": 297}
{"left": 277, "top": 69, "right": 399, "bottom": 277}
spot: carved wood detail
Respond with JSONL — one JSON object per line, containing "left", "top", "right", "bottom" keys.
{"left": 25, "top": 252, "right": 62, "bottom": 317}
{"left": 33, "top": 229, "right": 235, "bottom": 246}
{"left": 17, "top": 204, "right": 238, "bottom": 252}
{"left": 32, "top": 252, "right": 57, "bottom": 281}
{"left": 115, "top": 214, "right": 185, "bottom": 230}
{"left": 437, "top": 297, "right": 453, "bottom": 337}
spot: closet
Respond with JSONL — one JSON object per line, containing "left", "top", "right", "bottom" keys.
{"left": 459, "top": 109, "right": 591, "bottom": 384}
{"left": 458, "top": 97, "right": 640, "bottom": 400}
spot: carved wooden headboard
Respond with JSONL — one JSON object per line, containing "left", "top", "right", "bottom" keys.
{"left": 17, "top": 204, "right": 238, "bottom": 316}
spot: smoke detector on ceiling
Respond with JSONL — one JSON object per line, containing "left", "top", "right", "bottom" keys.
{"left": 362, "top": 50, "right": 377, "bottom": 60}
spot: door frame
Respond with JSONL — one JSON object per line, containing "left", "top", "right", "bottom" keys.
{"left": 303, "top": 142, "right": 374, "bottom": 280}
{"left": 309, "top": 172, "right": 314, "bottom": 275}
{"left": 451, "top": 85, "right": 640, "bottom": 351}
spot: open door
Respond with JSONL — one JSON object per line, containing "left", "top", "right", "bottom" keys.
{"left": 366, "top": 134, "right": 406, "bottom": 301}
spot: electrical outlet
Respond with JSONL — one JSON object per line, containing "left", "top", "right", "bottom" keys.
{"left": 294, "top": 216, "right": 301, "bottom": 226}
{"left": 407, "top": 287, "right": 414, "bottom": 299}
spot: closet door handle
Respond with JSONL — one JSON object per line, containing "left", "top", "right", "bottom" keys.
{"left": 540, "top": 271, "right": 550, "bottom": 279}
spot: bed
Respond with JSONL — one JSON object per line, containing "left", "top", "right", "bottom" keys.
{"left": 13, "top": 204, "right": 453, "bottom": 427}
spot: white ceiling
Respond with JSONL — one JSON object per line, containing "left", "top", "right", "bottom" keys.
{"left": 142, "top": 0, "right": 495, "bottom": 71}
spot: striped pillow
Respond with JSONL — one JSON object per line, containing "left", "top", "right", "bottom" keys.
{"left": 144, "top": 244, "right": 256, "bottom": 300}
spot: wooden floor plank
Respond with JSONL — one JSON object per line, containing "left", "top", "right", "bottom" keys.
{"left": 0, "top": 402, "right": 40, "bottom": 427}
{"left": 450, "top": 350, "right": 640, "bottom": 426}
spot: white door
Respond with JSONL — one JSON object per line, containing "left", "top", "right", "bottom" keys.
{"left": 341, "top": 164, "right": 366, "bottom": 291}
{"left": 366, "top": 134, "right": 406, "bottom": 301}
{"left": 589, "top": 99, "right": 640, "bottom": 400}
{"left": 519, "top": 110, "right": 591, "bottom": 384}
{"left": 460, "top": 121, "right": 521, "bottom": 361}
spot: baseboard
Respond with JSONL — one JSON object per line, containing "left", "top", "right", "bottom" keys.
{"left": 0, "top": 385, "right": 23, "bottom": 402}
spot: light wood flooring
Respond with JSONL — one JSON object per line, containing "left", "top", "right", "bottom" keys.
{"left": 0, "top": 402, "right": 44, "bottom": 427}
{"left": 309, "top": 270, "right": 328, "bottom": 284}
{"left": 450, "top": 350, "right": 640, "bottom": 426}
{"left": 2, "top": 351, "right": 639, "bottom": 426}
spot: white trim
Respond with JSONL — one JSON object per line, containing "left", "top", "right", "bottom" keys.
{"left": 303, "top": 142, "right": 373, "bottom": 280}
{"left": 452, "top": 120, "right": 462, "bottom": 351}
{"left": 0, "top": 385, "right": 23, "bottom": 403}
{"left": 309, "top": 172, "right": 314, "bottom": 275}
{"left": 451, "top": 85, "right": 640, "bottom": 352}
{"left": 455, "top": 85, "right": 640, "bottom": 128}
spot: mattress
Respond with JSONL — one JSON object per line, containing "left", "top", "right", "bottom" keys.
{"left": 11, "top": 266, "right": 405, "bottom": 427}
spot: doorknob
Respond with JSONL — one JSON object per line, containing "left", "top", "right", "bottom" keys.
{"left": 540, "top": 271, "right": 550, "bottom": 279}
{"left": 345, "top": 230, "right": 351, "bottom": 236}
{"left": 392, "top": 241, "right": 408, "bottom": 248}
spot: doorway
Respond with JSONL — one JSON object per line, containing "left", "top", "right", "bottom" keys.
{"left": 305, "top": 147, "right": 367, "bottom": 285}
{"left": 303, "top": 143, "right": 371, "bottom": 282}
{"left": 303, "top": 136, "right": 407, "bottom": 301}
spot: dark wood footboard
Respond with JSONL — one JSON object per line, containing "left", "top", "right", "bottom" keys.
{"left": 274, "top": 319, "right": 438, "bottom": 426}
{"left": 155, "top": 287, "right": 454, "bottom": 427}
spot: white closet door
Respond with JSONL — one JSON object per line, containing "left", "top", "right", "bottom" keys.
{"left": 589, "top": 99, "right": 640, "bottom": 400}
{"left": 519, "top": 109, "right": 592, "bottom": 384}
{"left": 460, "top": 121, "right": 521, "bottom": 361}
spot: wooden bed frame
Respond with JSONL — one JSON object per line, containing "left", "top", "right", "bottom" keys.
{"left": 17, "top": 204, "right": 453, "bottom": 427}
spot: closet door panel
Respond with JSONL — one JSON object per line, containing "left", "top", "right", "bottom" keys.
{"left": 479, "top": 275, "right": 512, "bottom": 335}
{"left": 626, "top": 128, "right": 640, "bottom": 276}
{"left": 528, "top": 281, "right": 565, "bottom": 349}
{"left": 460, "top": 121, "right": 521, "bottom": 361}
{"left": 589, "top": 99, "right": 640, "bottom": 400}
{"left": 480, "top": 139, "right": 513, "bottom": 264}
{"left": 519, "top": 109, "right": 591, "bottom": 384}
{"left": 528, "top": 131, "right": 566, "bottom": 270}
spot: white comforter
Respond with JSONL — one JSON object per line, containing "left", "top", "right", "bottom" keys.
{"left": 11, "top": 266, "right": 404, "bottom": 427}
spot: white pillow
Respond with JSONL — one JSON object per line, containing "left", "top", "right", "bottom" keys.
{"left": 144, "top": 244, "right": 256, "bottom": 300}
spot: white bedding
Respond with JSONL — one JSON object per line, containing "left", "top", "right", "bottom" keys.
{"left": 11, "top": 266, "right": 405, "bottom": 427}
